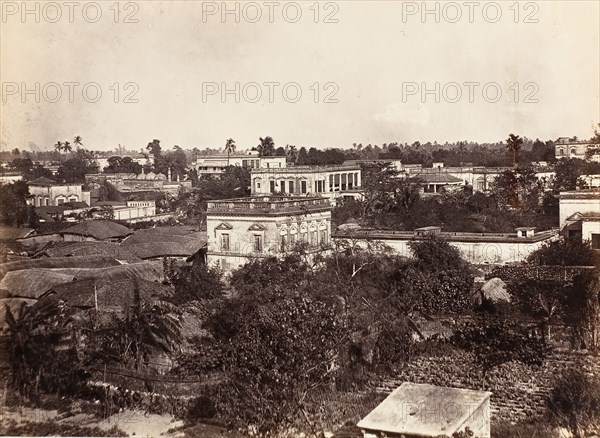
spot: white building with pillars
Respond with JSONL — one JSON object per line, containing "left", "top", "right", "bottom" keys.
{"left": 250, "top": 164, "right": 362, "bottom": 203}
{"left": 206, "top": 195, "right": 332, "bottom": 272}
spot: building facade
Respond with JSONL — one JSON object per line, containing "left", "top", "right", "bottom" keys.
{"left": 206, "top": 196, "right": 332, "bottom": 271}
{"left": 251, "top": 164, "right": 362, "bottom": 203}
{"left": 559, "top": 190, "right": 600, "bottom": 248}
{"left": 333, "top": 226, "right": 559, "bottom": 265}
{"left": 555, "top": 137, "right": 600, "bottom": 162}
{"left": 195, "top": 152, "right": 287, "bottom": 176}
{"left": 27, "top": 177, "right": 91, "bottom": 207}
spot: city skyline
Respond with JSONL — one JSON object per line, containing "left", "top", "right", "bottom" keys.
{"left": 1, "top": 1, "right": 599, "bottom": 151}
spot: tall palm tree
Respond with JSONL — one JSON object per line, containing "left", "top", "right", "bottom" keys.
{"left": 63, "top": 141, "right": 73, "bottom": 153}
{"left": 224, "top": 138, "right": 236, "bottom": 166}
{"left": 73, "top": 135, "right": 83, "bottom": 148}
{"left": 506, "top": 134, "right": 523, "bottom": 167}
{"left": 257, "top": 136, "right": 275, "bottom": 157}
{"left": 54, "top": 141, "right": 64, "bottom": 153}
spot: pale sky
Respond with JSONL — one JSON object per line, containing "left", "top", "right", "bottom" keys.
{"left": 1, "top": 1, "right": 599, "bottom": 151}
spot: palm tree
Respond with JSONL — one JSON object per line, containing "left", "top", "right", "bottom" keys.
{"left": 506, "top": 134, "right": 523, "bottom": 167}
{"left": 54, "top": 141, "right": 64, "bottom": 152}
{"left": 73, "top": 135, "right": 83, "bottom": 148}
{"left": 224, "top": 138, "right": 236, "bottom": 166}
{"left": 257, "top": 136, "right": 275, "bottom": 157}
{"left": 63, "top": 141, "right": 73, "bottom": 153}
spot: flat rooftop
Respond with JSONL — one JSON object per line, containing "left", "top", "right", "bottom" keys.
{"left": 207, "top": 195, "right": 331, "bottom": 216}
{"left": 251, "top": 164, "right": 360, "bottom": 174}
{"left": 334, "top": 228, "right": 558, "bottom": 243}
{"left": 357, "top": 383, "right": 491, "bottom": 437}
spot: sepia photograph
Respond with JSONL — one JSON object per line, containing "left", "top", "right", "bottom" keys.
{"left": 0, "top": 1, "right": 599, "bottom": 437}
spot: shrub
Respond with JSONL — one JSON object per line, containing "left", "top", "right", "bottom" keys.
{"left": 548, "top": 369, "right": 600, "bottom": 438}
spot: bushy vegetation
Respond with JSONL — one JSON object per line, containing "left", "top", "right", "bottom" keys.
{"left": 548, "top": 369, "right": 600, "bottom": 438}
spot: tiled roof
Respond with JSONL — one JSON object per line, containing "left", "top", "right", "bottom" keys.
{"left": 36, "top": 241, "right": 141, "bottom": 261}
{"left": 44, "top": 277, "right": 171, "bottom": 310}
{"left": 60, "top": 220, "right": 132, "bottom": 240}
{"left": 0, "top": 226, "right": 35, "bottom": 240}
{"left": 27, "top": 177, "right": 58, "bottom": 186}
{"left": 415, "top": 172, "right": 464, "bottom": 183}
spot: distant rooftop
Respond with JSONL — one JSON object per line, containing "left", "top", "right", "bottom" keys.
{"left": 357, "top": 383, "right": 491, "bottom": 437}
{"left": 334, "top": 227, "right": 558, "bottom": 243}
{"left": 559, "top": 189, "right": 600, "bottom": 199}
{"left": 251, "top": 164, "right": 360, "bottom": 174}
{"left": 207, "top": 195, "right": 331, "bottom": 216}
{"left": 415, "top": 172, "right": 464, "bottom": 184}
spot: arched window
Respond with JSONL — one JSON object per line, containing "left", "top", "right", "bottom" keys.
{"left": 571, "top": 148, "right": 576, "bottom": 155}
{"left": 558, "top": 148, "right": 564, "bottom": 156}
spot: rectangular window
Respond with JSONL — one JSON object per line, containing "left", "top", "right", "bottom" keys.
{"left": 289, "top": 181, "right": 294, "bottom": 193}
{"left": 592, "top": 234, "right": 600, "bottom": 250}
{"left": 270, "top": 181, "right": 276, "bottom": 193}
{"left": 301, "top": 181, "right": 307, "bottom": 194}
{"left": 221, "top": 233, "right": 230, "bottom": 251}
{"left": 312, "top": 231, "right": 318, "bottom": 245}
{"left": 254, "top": 235, "right": 263, "bottom": 252}
{"left": 281, "top": 234, "right": 287, "bottom": 252}
{"left": 57, "top": 199, "right": 64, "bottom": 205}
{"left": 280, "top": 181, "right": 286, "bottom": 193}
{"left": 320, "top": 230, "right": 327, "bottom": 244}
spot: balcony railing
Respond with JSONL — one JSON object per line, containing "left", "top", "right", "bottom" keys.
{"left": 251, "top": 164, "right": 361, "bottom": 174}
{"left": 207, "top": 196, "right": 331, "bottom": 213}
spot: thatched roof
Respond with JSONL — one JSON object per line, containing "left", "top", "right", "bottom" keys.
{"left": 0, "top": 270, "right": 75, "bottom": 298}
{"left": 0, "top": 256, "right": 125, "bottom": 280}
{"left": 472, "top": 277, "right": 511, "bottom": 306}
{"left": 123, "top": 226, "right": 205, "bottom": 245}
{"left": 35, "top": 241, "right": 141, "bottom": 262}
{"left": 59, "top": 220, "right": 132, "bottom": 240}
{"left": 124, "top": 242, "right": 205, "bottom": 259}
{"left": 0, "top": 226, "right": 35, "bottom": 240}
{"left": 0, "top": 261, "right": 164, "bottom": 299}
{"left": 121, "top": 226, "right": 206, "bottom": 259}
{"left": 42, "top": 277, "right": 172, "bottom": 311}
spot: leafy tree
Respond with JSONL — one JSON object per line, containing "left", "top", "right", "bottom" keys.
{"left": 527, "top": 237, "right": 599, "bottom": 266}
{"left": 548, "top": 369, "right": 600, "bottom": 438}
{"left": 0, "top": 181, "right": 32, "bottom": 226}
{"left": 296, "top": 146, "right": 308, "bottom": 165}
{"left": 210, "top": 290, "right": 344, "bottom": 432}
{"left": 553, "top": 158, "right": 586, "bottom": 192}
{"left": 166, "top": 263, "right": 225, "bottom": 304}
{"left": 103, "top": 156, "right": 142, "bottom": 174}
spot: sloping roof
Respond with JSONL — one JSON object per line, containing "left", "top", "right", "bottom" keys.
{"left": 357, "top": 383, "right": 490, "bottom": 436}
{"left": 59, "top": 220, "right": 132, "bottom": 240}
{"left": 0, "top": 256, "right": 124, "bottom": 280}
{"left": 42, "top": 277, "right": 171, "bottom": 311}
{"left": 91, "top": 201, "right": 127, "bottom": 207}
{"left": 0, "top": 261, "right": 164, "bottom": 299}
{"left": 121, "top": 226, "right": 206, "bottom": 259}
{"left": 123, "top": 226, "right": 205, "bottom": 245}
{"left": 124, "top": 242, "right": 206, "bottom": 259}
{"left": 27, "top": 177, "right": 57, "bottom": 186}
{"left": 415, "top": 172, "right": 464, "bottom": 184}
{"left": 36, "top": 241, "right": 141, "bottom": 261}
{"left": 0, "top": 226, "right": 35, "bottom": 240}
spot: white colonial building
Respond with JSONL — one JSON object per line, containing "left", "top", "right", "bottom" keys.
{"left": 27, "top": 177, "right": 91, "bottom": 207}
{"left": 206, "top": 195, "right": 332, "bottom": 272}
{"left": 555, "top": 137, "right": 600, "bottom": 162}
{"left": 251, "top": 164, "right": 363, "bottom": 203}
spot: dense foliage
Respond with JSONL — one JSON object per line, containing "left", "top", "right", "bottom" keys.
{"left": 548, "top": 369, "right": 600, "bottom": 438}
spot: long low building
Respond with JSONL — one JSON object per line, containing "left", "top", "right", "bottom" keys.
{"left": 251, "top": 164, "right": 363, "bottom": 203}
{"left": 333, "top": 226, "right": 559, "bottom": 265}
